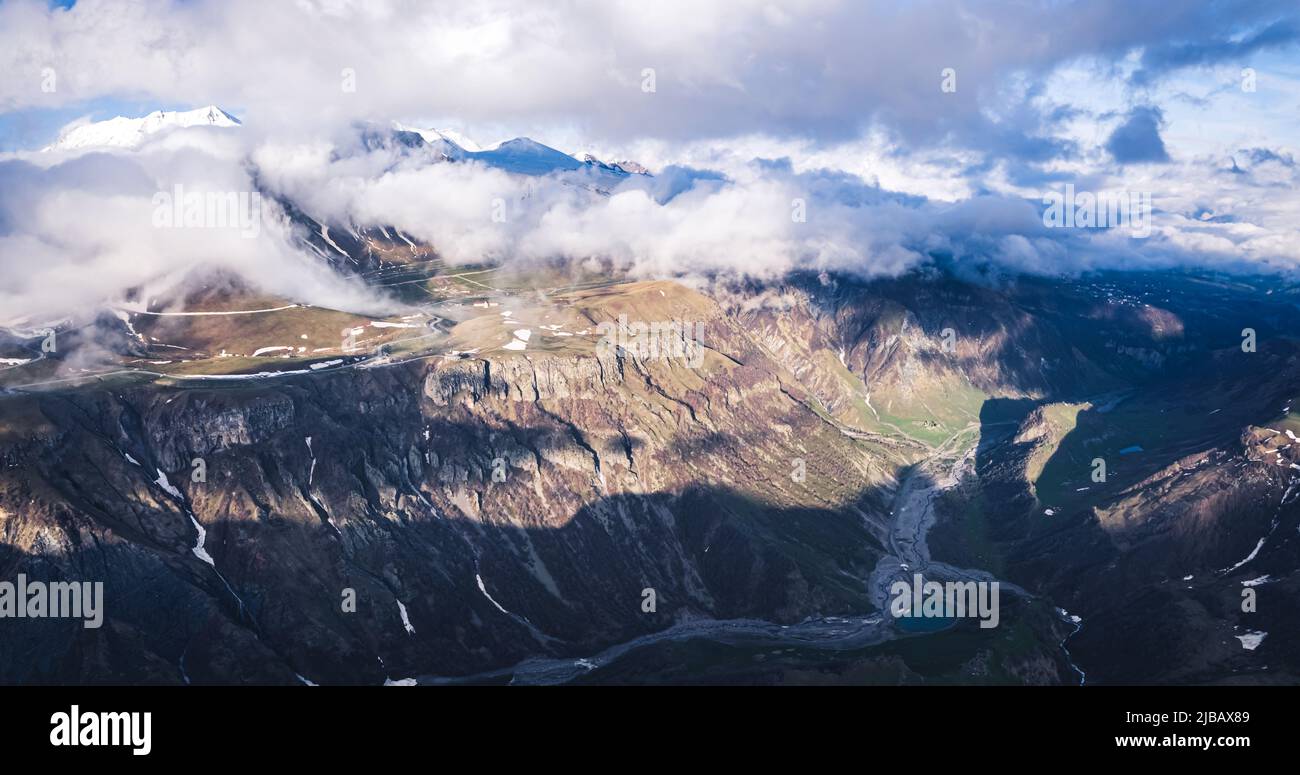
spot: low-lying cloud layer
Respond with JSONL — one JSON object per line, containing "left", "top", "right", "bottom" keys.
{"left": 7, "top": 116, "right": 1298, "bottom": 326}
{"left": 0, "top": 131, "right": 388, "bottom": 324}
{"left": 260, "top": 122, "right": 1300, "bottom": 277}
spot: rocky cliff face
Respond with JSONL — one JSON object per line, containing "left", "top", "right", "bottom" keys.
{"left": 3, "top": 270, "right": 1299, "bottom": 685}
{"left": 0, "top": 283, "right": 899, "bottom": 684}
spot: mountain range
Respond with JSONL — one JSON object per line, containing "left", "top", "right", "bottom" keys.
{"left": 44, "top": 106, "right": 648, "bottom": 180}
{"left": 1, "top": 107, "right": 1296, "bottom": 686}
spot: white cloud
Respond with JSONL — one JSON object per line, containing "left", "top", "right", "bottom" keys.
{"left": 0, "top": 132, "right": 387, "bottom": 325}
{"left": 2, "top": 0, "right": 1300, "bottom": 322}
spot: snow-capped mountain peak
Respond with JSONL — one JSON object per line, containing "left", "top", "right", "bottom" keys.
{"left": 433, "top": 127, "right": 482, "bottom": 153}
{"left": 375, "top": 126, "right": 644, "bottom": 178}
{"left": 574, "top": 152, "right": 650, "bottom": 175}
{"left": 390, "top": 122, "right": 483, "bottom": 153}
{"left": 469, "top": 137, "right": 585, "bottom": 175}
{"left": 45, "top": 105, "right": 241, "bottom": 151}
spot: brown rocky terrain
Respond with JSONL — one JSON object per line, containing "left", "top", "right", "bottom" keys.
{"left": 3, "top": 269, "right": 1299, "bottom": 684}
